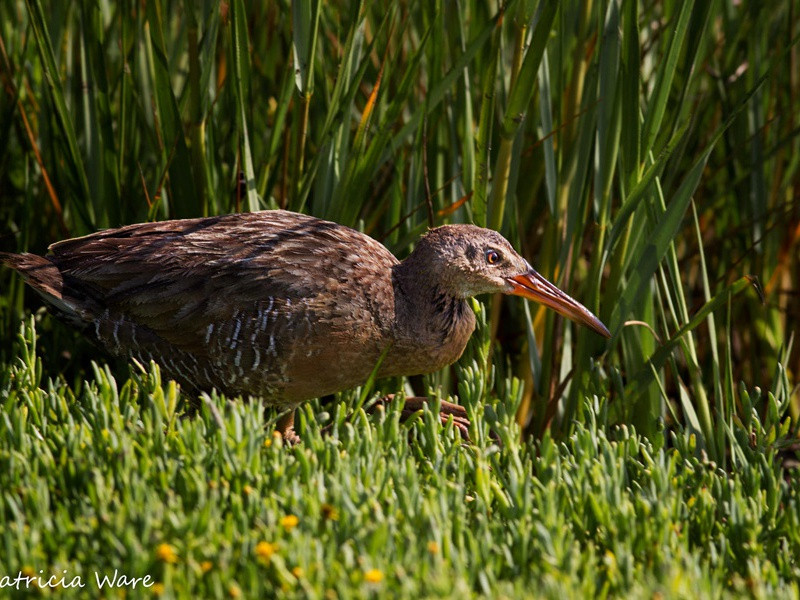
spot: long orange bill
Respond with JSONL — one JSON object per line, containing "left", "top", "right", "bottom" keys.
{"left": 505, "top": 263, "right": 611, "bottom": 338}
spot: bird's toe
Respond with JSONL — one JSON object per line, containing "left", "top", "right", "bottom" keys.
{"left": 280, "top": 426, "right": 302, "bottom": 446}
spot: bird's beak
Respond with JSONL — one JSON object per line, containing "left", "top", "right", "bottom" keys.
{"left": 505, "top": 263, "right": 611, "bottom": 338}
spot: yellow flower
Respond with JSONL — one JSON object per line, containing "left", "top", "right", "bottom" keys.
{"left": 151, "top": 582, "right": 165, "bottom": 596}
{"left": 264, "top": 437, "right": 273, "bottom": 448}
{"left": 255, "top": 541, "right": 278, "bottom": 560}
{"left": 280, "top": 514, "right": 299, "bottom": 531}
{"left": 200, "top": 561, "right": 213, "bottom": 573}
{"left": 243, "top": 484, "right": 253, "bottom": 496}
{"left": 364, "top": 569, "right": 384, "bottom": 584}
{"left": 427, "top": 541, "right": 439, "bottom": 554}
{"left": 321, "top": 503, "right": 339, "bottom": 521}
{"left": 228, "top": 584, "right": 241, "bottom": 598}
{"left": 155, "top": 543, "right": 178, "bottom": 564}
{"left": 292, "top": 566, "right": 304, "bottom": 578}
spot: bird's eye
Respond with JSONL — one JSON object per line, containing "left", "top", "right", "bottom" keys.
{"left": 485, "top": 249, "right": 501, "bottom": 265}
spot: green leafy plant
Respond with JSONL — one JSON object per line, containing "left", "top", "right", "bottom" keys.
{"left": 1, "top": 1, "right": 799, "bottom": 595}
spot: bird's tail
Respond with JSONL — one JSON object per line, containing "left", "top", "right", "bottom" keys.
{"left": 1, "top": 252, "right": 85, "bottom": 327}
{"left": 1, "top": 252, "right": 64, "bottom": 299}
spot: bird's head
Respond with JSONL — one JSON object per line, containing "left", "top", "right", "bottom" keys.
{"left": 408, "top": 224, "right": 610, "bottom": 338}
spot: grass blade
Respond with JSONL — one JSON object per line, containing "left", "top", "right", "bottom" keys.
{"left": 24, "top": 0, "right": 93, "bottom": 231}
{"left": 145, "top": 1, "right": 199, "bottom": 217}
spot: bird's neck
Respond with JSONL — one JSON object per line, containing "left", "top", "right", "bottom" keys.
{"left": 390, "top": 259, "right": 476, "bottom": 365}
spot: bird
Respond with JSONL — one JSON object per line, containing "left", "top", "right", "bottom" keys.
{"left": 1, "top": 210, "right": 610, "bottom": 442}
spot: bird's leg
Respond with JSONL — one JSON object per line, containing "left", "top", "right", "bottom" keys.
{"left": 368, "top": 394, "right": 471, "bottom": 441}
{"left": 275, "top": 409, "right": 301, "bottom": 445}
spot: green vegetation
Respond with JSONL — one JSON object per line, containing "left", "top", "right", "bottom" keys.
{"left": 3, "top": 316, "right": 799, "bottom": 598}
{"left": 1, "top": 0, "right": 798, "bottom": 597}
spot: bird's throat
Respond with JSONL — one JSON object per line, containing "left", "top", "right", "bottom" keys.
{"left": 387, "top": 264, "right": 476, "bottom": 376}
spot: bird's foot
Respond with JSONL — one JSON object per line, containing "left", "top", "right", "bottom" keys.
{"left": 275, "top": 410, "right": 301, "bottom": 446}
{"left": 279, "top": 427, "right": 302, "bottom": 446}
{"left": 369, "top": 395, "right": 472, "bottom": 442}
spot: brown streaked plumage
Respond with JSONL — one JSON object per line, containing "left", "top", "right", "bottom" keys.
{"left": 2, "top": 210, "right": 609, "bottom": 441}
